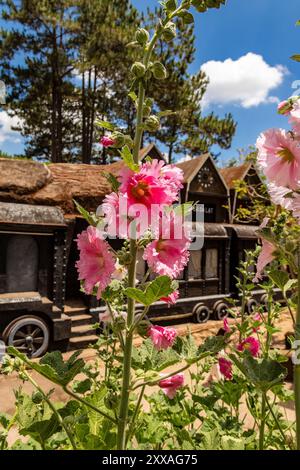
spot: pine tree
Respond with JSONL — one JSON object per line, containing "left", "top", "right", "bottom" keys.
{"left": 0, "top": 0, "right": 78, "bottom": 162}
{"left": 75, "top": 0, "right": 139, "bottom": 164}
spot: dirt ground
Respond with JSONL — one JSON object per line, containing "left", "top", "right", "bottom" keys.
{"left": 0, "top": 313, "right": 296, "bottom": 446}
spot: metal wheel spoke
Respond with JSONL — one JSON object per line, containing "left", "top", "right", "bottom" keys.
{"left": 15, "top": 331, "right": 27, "bottom": 338}
{"left": 31, "top": 328, "right": 41, "bottom": 338}
{"left": 12, "top": 339, "right": 26, "bottom": 346}
{"left": 33, "top": 337, "right": 44, "bottom": 344}
{"left": 26, "top": 325, "right": 32, "bottom": 334}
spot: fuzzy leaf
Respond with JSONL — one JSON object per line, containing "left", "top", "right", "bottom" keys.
{"left": 8, "top": 347, "right": 84, "bottom": 387}
{"left": 125, "top": 276, "right": 173, "bottom": 306}
{"left": 74, "top": 200, "right": 97, "bottom": 226}
{"left": 95, "top": 120, "right": 116, "bottom": 131}
{"left": 119, "top": 145, "right": 139, "bottom": 172}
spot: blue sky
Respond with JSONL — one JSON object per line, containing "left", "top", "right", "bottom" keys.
{"left": 1, "top": 0, "right": 300, "bottom": 164}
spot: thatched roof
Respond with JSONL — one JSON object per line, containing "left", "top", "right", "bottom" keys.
{"left": 0, "top": 150, "right": 230, "bottom": 215}
{"left": 0, "top": 158, "right": 124, "bottom": 213}
{"left": 0, "top": 159, "right": 51, "bottom": 194}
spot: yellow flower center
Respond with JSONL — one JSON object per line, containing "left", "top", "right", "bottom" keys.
{"left": 277, "top": 147, "right": 295, "bottom": 163}
{"left": 131, "top": 180, "right": 149, "bottom": 199}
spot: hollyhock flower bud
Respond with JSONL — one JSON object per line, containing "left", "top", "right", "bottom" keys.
{"left": 218, "top": 357, "right": 233, "bottom": 380}
{"left": 192, "top": 0, "right": 206, "bottom": 12}
{"left": 110, "top": 132, "right": 125, "bottom": 148}
{"left": 237, "top": 336, "right": 260, "bottom": 357}
{"left": 158, "top": 373, "right": 184, "bottom": 399}
{"left": 76, "top": 226, "right": 115, "bottom": 300}
{"left": 144, "top": 115, "right": 160, "bottom": 132}
{"left": 178, "top": 9, "right": 194, "bottom": 25}
{"left": 160, "top": 290, "right": 179, "bottom": 307}
{"left": 223, "top": 317, "right": 231, "bottom": 333}
{"left": 162, "top": 21, "right": 177, "bottom": 42}
{"left": 131, "top": 61, "right": 146, "bottom": 78}
{"left": 277, "top": 100, "right": 293, "bottom": 115}
{"left": 148, "top": 325, "right": 177, "bottom": 350}
{"left": 152, "top": 61, "right": 168, "bottom": 80}
{"left": 135, "top": 28, "right": 150, "bottom": 45}
{"left": 165, "top": 0, "right": 177, "bottom": 12}
{"left": 101, "top": 136, "right": 115, "bottom": 147}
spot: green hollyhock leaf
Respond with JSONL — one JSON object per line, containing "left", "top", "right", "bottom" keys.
{"left": 73, "top": 199, "right": 97, "bottom": 226}
{"left": 95, "top": 120, "right": 116, "bottom": 131}
{"left": 197, "top": 335, "right": 226, "bottom": 356}
{"left": 268, "top": 269, "right": 289, "bottom": 291}
{"left": 125, "top": 276, "right": 173, "bottom": 306}
{"left": 102, "top": 172, "right": 121, "bottom": 192}
{"left": 8, "top": 348, "right": 84, "bottom": 387}
{"left": 119, "top": 145, "right": 139, "bottom": 172}
{"left": 231, "top": 355, "right": 287, "bottom": 391}
{"left": 221, "top": 435, "right": 245, "bottom": 450}
{"left": 20, "top": 414, "right": 59, "bottom": 444}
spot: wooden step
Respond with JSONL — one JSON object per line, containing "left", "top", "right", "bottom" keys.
{"left": 68, "top": 334, "right": 99, "bottom": 350}
{"left": 65, "top": 313, "right": 95, "bottom": 326}
{"left": 70, "top": 324, "right": 97, "bottom": 338}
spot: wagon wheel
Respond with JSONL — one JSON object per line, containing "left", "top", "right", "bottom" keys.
{"left": 214, "top": 302, "right": 229, "bottom": 321}
{"left": 246, "top": 298, "right": 258, "bottom": 314}
{"left": 192, "top": 305, "right": 210, "bottom": 324}
{"left": 3, "top": 315, "right": 50, "bottom": 358}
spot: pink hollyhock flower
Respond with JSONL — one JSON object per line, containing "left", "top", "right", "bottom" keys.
{"left": 76, "top": 226, "right": 115, "bottom": 299}
{"left": 218, "top": 357, "right": 233, "bottom": 380}
{"left": 256, "top": 128, "right": 300, "bottom": 189}
{"left": 237, "top": 336, "right": 260, "bottom": 357}
{"left": 99, "top": 308, "right": 127, "bottom": 324}
{"left": 148, "top": 325, "right": 177, "bottom": 350}
{"left": 253, "top": 218, "right": 276, "bottom": 283}
{"left": 254, "top": 239, "right": 276, "bottom": 282}
{"left": 223, "top": 317, "right": 231, "bottom": 333}
{"left": 100, "top": 136, "right": 115, "bottom": 147}
{"left": 143, "top": 211, "right": 190, "bottom": 279}
{"left": 158, "top": 373, "right": 184, "bottom": 399}
{"left": 119, "top": 168, "right": 173, "bottom": 212}
{"left": 267, "top": 182, "right": 293, "bottom": 210}
{"left": 141, "top": 159, "right": 183, "bottom": 201}
{"left": 160, "top": 290, "right": 179, "bottom": 306}
{"left": 119, "top": 159, "right": 183, "bottom": 211}
{"left": 102, "top": 192, "right": 130, "bottom": 239}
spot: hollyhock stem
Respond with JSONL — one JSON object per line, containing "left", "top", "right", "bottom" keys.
{"left": 295, "top": 247, "right": 300, "bottom": 450}
{"left": 259, "top": 392, "right": 267, "bottom": 450}
{"left": 116, "top": 2, "right": 186, "bottom": 450}
{"left": 117, "top": 238, "right": 138, "bottom": 450}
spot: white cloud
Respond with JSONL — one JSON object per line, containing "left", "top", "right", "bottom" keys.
{"left": 0, "top": 111, "right": 23, "bottom": 144}
{"left": 201, "top": 53, "right": 288, "bottom": 109}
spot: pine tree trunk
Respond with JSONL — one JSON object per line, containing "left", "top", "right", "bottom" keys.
{"left": 82, "top": 70, "right": 88, "bottom": 163}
